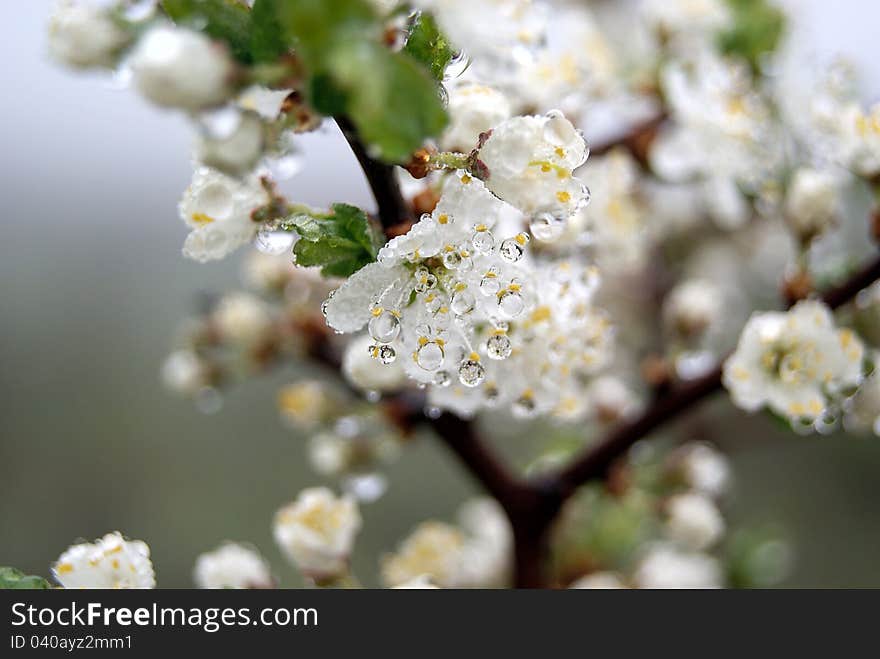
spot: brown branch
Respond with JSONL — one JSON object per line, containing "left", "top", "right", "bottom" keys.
{"left": 549, "top": 253, "right": 880, "bottom": 500}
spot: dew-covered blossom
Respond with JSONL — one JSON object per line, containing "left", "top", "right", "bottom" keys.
{"left": 664, "top": 492, "right": 725, "bottom": 551}
{"left": 48, "top": 1, "right": 130, "bottom": 69}
{"left": 273, "top": 488, "right": 361, "bottom": 579}
{"left": 324, "top": 172, "right": 612, "bottom": 420}
{"left": 193, "top": 542, "right": 273, "bottom": 589}
{"left": 633, "top": 544, "right": 722, "bottom": 589}
{"left": 784, "top": 168, "right": 841, "bottom": 243}
{"left": 53, "top": 532, "right": 155, "bottom": 589}
{"left": 179, "top": 167, "right": 268, "bottom": 262}
{"left": 130, "top": 25, "right": 234, "bottom": 111}
{"left": 651, "top": 53, "right": 781, "bottom": 229}
{"left": 382, "top": 498, "right": 512, "bottom": 588}
{"left": 568, "top": 572, "right": 627, "bottom": 589}
{"left": 477, "top": 112, "right": 590, "bottom": 221}
{"left": 441, "top": 83, "right": 512, "bottom": 152}
{"left": 723, "top": 301, "right": 865, "bottom": 424}
{"left": 212, "top": 292, "right": 273, "bottom": 345}
{"left": 195, "top": 111, "right": 266, "bottom": 176}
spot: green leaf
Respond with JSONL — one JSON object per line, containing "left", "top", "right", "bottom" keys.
{"left": 0, "top": 567, "right": 52, "bottom": 590}
{"left": 275, "top": 0, "right": 377, "bottom": 68}
{"left": 249, "top": 0, "right": 289, "bottom": 63}
{"left": 404, "top": 12, "right": 455, "bottom": 81}
{"left": 328, "top": 41, "right": 448, "bottom": 161}
{"left": 719, "top": 0, "right": 786, "bottom": 72}
{"left": 291, "top": 204, "right": 381, "bottom": 277}
{"left": 161, "top": 0, "right": 255, "bottom": 63}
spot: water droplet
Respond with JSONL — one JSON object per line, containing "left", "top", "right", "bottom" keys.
{"left": 451, "top": 289, "right": 476, "bottom": 315}
{"left": 543, "top": 109, "right": 578, "bottom": 147}
{"left": 414, "top": 268, "right": 438, "bottom": 293}
{"left": 486, "top": 334, "right": 512, "bottom": 360}
{"left": 512, "top": 394, "right": 537, "bottom": 418}
{"left": 444, "top": 50, "right": 471, "bottom": 80}
{"left": 255, "top": 228, "right": 295, "bottom": 255}
{"left": 458, "top": 359, "right": 485, "bottom": 387}
{"left": 416, "top": 341, "right": 445, "bottom": 371}
{"left": 264, "top": 151, "right": 303, "bottom": 181}
{"left": 368, "top": 310, "right": 401, "bottom": 343}
{"left": 480, "top": 269, "right": 501, "bottom": 296}
{"left": 377, "top": 344, "right": 396, "bottom": 364}
{"left": 424, "top": 405, "right": 443, "bottom": 419}
{"left": 434, "top": 370, "right": 452, "bottom": 387}
{"left": 498, "top": 290, "right": 525, "bottom": 318}
{"left": 195, "top": 387, "right": 223, "bottom": 415}
{"left": 472, "top": 230, "right": 495, "bottom": 254}
{"left": 425, "top": 294, "right": 444, "bottom": 314}
{"left": 529, "top": 213, "right": 566, "bottom": 242}
{"left": 442, "top": 250, "right": 462, "bottom": 269}
{"left": 499, "top": 236, "right": 528, "bottom": 262}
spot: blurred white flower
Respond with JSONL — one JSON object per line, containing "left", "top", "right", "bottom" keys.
{"left": 663, "top": 279, "right": 722, "bottom": 339}
{"left": 160, "top": 349, "right": 206, "bottom": 395}
{"left": 273, "top": 488, "right": 361, "bottom": 579}
{"left": 569, "top": 571, "right": 627, "bottom": 589}
{"left": 48, "top": 0, "right": 129, "bottom": 69}
{"left": 392, "top": 574, "right": 441, "bottom": 589}
{"left": 179, "top": 167, "right": 269, "bottom": 262}
{"left": 53, "top": 532, "right": 155, "bottom": 589}
{"left": 723, "top": 301, "right": 864, "bottom": 424}
{"left": 193, "top": 542, "right": 273, "bottom": 589}
{"left": 130, "top": 25, "right": 234, "bottom": 111}
{"left": 195, "top": 112, "right": 265, "bottom": 176}
{"left": 784, "top": 168, "right": 840, "bottom": 243}
{"left": 665, "top": 492, "right": 725, "bottom": 551}
{"left": 633, "top": 544, "right": 722, "bottom": 589}
{"left": 674, "top": 442, "right": 730, "bottom": 498}
{"left": 213, "top": 292, "right": 272, "bottom": 344}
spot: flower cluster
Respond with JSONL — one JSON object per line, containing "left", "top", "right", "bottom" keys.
{"left": 52, "top": 532, "right": 155, "bottom": 589}
{"left": 723, "top": 301, "right": 865, "bottom": 426}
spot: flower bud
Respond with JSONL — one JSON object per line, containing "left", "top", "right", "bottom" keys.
{"left": 48, "top": 1, "right": 129, "bottom": 69}
{"left": 664, "top": 492, "right": 725, "bottom": 550}
{"left": 663, "top": 278, "right": 721, "bottom": 339}
{"left": 784, "top": 168, "right": 839, "bottom": 243}
{"left": 193, "top": 542, "right": 273, "bottom": 589}
{"left": 130, "top": 26, "right": 234, "bottom": 111}
{"left": 213, "top": 292, "right": 272, "bottom": 345}
{"left": 273, "top": 488, "right": 361, "bottom": 579}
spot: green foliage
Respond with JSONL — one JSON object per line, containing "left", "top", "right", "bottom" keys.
{"left": 291, "top": 204, "right": 383, "bottom": 277}
{"left": 161, "top": 0, "right": 255, "bottom": 63}
{"left": 404, "top": 12, "right": 455, "bottom": 81}
{"left": 274, "top": 0, "right": 377, "bottom": 67}
{"left": 725, "top": 528, "right": 791, "bottom": 588}
{"left": 719, "top": 0, "right": 786, "bottom": 72}
{"left": 328, "top": 41, "right": 448, "bottom": 162}
{"left": 249, "top": 0, "right": 288, "bottom": 63}
{"left": 0, "top": 567, "right": 52, "bottom": 590}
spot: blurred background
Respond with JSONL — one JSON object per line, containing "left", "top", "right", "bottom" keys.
{"left": 2, "top": 0, "right": 879, "bottom": 587}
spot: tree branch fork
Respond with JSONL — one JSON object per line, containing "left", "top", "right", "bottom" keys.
{"left": 336, "top": 118, "right": 880, "bottom": 587}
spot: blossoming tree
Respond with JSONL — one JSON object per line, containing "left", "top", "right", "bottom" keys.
{"left": 4, "top": 0, "right": 879, "bottom": 590}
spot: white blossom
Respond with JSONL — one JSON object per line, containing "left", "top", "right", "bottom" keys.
{"left": 48, "top": 1, "right": 129, "bottom": 69}
{"left": 130, "top": 25, "right": 234, "bottom": 111}
{"left": 663, "top": 279, "right": 722, "bottom": 339}
{"left": 193, "top": 542, "right": 273, "bottom": 589}
{"left": 195, "top": 112, "right": 265, "bottom": 176}
{"left": 382, "top": 497, "right": 511, "bottom": 588}
{"left": 160, "top": 349, "right": 206, "bottom": 395}
{"left": 212, "top": 292, "right": 272, "bottom": 344}
{"left": 53, "top": 532, "right": 155, "bottom": 589}
{"left": 569, "top": 572, "right": 627, "bottom": 589}
{"left": 723, "top": 301, "right": 865, "bottom": 423}
{"left": 179, "top": 167, "right": 269, "bottom": 262}
{"left": 844, "top": 365, "right": 880, "bottom": 436}
{"left": 784, "top": 168, "right": 840, "bottom": 242}
{"left": 633, "top": 544, "right": 722, "bottom": 589}
{"left": 441, "top": 83, "right": 512, "bottom": 152}
{"left": 674, "top": 442, "right": 730, "bottom": 498}
{"left": 273, "top": 488, "right": 361, "bottom": 579}
{"left": 664, "top": 492, "right": 725, "bottom": 551}
{"left": 477, "top": 112, "right": 589, "bottom": 220}
{"left": 840, "top": 103, "right": 880, "bottom": 177}
{"left": 642, "top": 0, "right": 731, "bottom": 48}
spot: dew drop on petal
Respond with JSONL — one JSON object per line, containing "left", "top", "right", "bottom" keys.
{"left": 197, "top": 105, "right": 242, "bottom": 140}
{"left": 368, "top": 310, "right": 401, "bottom": 343}
{"left": 472, "top": 230, "right": 495, "bottom": 254}
{"left": 451, "top": 289, "right": 476, "bottom": 315}
{"left": 498, "top": 290, "right": 525, "bottom": 318}
{"left": 486, "top": 334, "right": 512, "bottom": 360}
{"left": 378, "top": 345, "right": 397, "bottom": 364}
{"left": 529, "top": 213, "right": 566, "bottom": 242}
{"left": 444, "top": 50, "right": 471, "bottom": 80}
{"left": 499, "top": 237, "right": 526, "bottom": 262}
{"left": 255, "top": 228, "right": 295, "bottom": 255}
{"left": 434, "top": 370, "right": 452, "bottom": 387}
{"left": 458, "top": 359, "right": 485, "bottom": 387}
{"left": 416, "top": 341, "right": 445, "bottom": 371}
